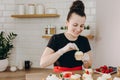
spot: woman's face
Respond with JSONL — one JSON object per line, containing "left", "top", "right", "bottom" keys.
{"left": 66, "top": 13, "right": 86, "bottom": 37}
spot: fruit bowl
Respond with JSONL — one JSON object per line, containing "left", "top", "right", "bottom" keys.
{"left": 94, "top": 65, "right": 117, "bottom": 74}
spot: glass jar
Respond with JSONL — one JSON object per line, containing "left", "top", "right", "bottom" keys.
{"left": 17, "top": 4, "right": 25, "bottom": 15}
{"left": 50, "top": 25, "right": 56, "bottom": 34}
{"left": 36, "top": 4, "right": 44, "bottom": 14}
{"left": 28, "top": 4, "right": 35, "bottom": 14}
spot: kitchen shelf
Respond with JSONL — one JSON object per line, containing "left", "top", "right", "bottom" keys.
{"left": 11, "top": 14, "right": 60, "bottom": 18}
{"left": 42, "top": 35, "right": 94, "bottom": 40}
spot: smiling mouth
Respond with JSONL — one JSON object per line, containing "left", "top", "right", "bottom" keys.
{"left": 74, "top": 31, "right": 81, "bottom": 35}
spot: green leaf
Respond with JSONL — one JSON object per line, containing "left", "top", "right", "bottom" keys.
{"left": 0, "top": 31, "right": 17, "bottom": 60}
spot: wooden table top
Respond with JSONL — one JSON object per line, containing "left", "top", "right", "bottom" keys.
{"left": 0, "top": 68, "right": 118, "bottom": 80}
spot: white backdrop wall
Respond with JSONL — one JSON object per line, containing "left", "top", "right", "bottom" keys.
{"left": 0, "top": 0, "right": 96, "bottom": 68}
{"left": 95, "top": 0, "right": 120, "bottom": 67}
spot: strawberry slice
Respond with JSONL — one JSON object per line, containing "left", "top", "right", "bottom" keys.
{"left": 63, "top": 73, "right": 72, "bottom": 78}
{"left": 86, "top": 70, "right": 89, "bottom": 74}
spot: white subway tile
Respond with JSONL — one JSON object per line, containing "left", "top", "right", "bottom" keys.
{"left": 85, "top": 1, "right": 96, "bottom": 8}
{"left": 0, "top": 17, "right": 5, "bottom": 22}
{"left": 85, "top": 8, "right": 91, "bottom": 15}
{"left": 4, "top": 17, "right": 15, "bottom": 23}
{"left": 86, "top": 16, "right": 96, "bottom": 22}
{"left": 0, "top": 5, "right": 5, "bottom": 10}
{"left": 2, "top": 0, "right": 15, "bottom": 4}
{"left": 0, "top": 12, "right": 3, "bottom": 16}
{"left": 5, "top": 5, "right": 15, "bottom": 10}
{"left": 91, "top": 8, "right": 96, "bottom": 15}
{"left": 3, "top": 23, "right": 15, "bottom": 30}
{"left": 3, "top": 11, "right": 15, "bottom": 16}
{"left": 0, "top": 25, "right": 3, "bottom": 30}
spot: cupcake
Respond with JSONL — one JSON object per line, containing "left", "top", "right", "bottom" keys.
{"left": 97, "top": 77, "right": 106, "bottom": 80}
{"left": 70, "top": 74, "right": 81, "bottom": 80}
{"left": 46, "top": 74, "right": 59, "bottom": 80}
{"left": 82, "top": 73, "right": 93, "bottom": 80}
{"left": 97, "top": 74, "right": 112, "bottom": 80}
{"left": 60, "top": 72, "right": 72, "bottom": 80}
{"left": 102, "top": 74, "right": 112, "bottom": 80}
{"left": 75, "top": 51, "right": 83, "bottom": 60}
{"left": 113, "top": 77, "right": 120, "bottom": 80}
{"left": 84, "top": 68, "right": 93, "bottom": 75}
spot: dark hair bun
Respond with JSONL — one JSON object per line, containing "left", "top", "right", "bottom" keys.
{"left": 70, "top": 0, "right": 85, "bottom": 12}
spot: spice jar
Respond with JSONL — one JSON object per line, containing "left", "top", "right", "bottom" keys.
{"left": 45, "top": 27, "right": 48, "bottom": 34}
{"left": 28, "top": 4, "right": 35, "bottom": 14}
{"left": 50, "top": 25, "right": 56, "bottom": 34}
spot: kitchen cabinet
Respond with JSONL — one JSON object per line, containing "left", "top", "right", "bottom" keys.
{"left": 11, "top": 14, "right": 60, "bottom": 18}
{"left": 42, "top": 34, "right": 94, "bottom": 40}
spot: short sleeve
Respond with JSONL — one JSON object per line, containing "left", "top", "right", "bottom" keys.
{"left": 47, "top": 35, "right": 57, "bottom": 51}
{"left": 84, "top": 38, "right": 91, "bottom": 52}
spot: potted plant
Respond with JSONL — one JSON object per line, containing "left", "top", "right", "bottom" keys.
{"left": 59, "top": 26, "right": 67, "bottom": 33}
{"left": 81, "top": 25, "right": 91, "bottom": 36}
{"left": 0, "top": 31, "right": 17, "bottom": 71}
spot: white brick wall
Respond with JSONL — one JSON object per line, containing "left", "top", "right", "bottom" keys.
{"left": 1, "top": 0, "right": 96, "bottom": 68}
{"left": 0, "top": 5, "right": 5, "bottom": 10}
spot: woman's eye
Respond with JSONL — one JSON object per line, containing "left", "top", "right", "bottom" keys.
{"left": 73, "top": 24, "right": 78, "bottom": 27}
{"left": 80, "top": 25, "right": 84, "bottom": 28}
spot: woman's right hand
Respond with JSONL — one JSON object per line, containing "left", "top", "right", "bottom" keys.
{"left": 83, "top": 60, "right": 91, "bottom": 69}
{"left": 61, "top": 43, "right": 79, "bottom": 53}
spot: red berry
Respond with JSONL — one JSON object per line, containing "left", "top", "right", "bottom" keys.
{"left": 105, "top": 69, "right": 109, "bottom": 73}
{"left": 103, "top": 65, "right": 108, "bottom": 70}
{"left": 86, "top": 70, "right": 89, "bottom": 74}
{"left": 109, "top": 68, "right": 113, "bottom": 72}
{"left": 96, "top": 68, "right": 100, "bottom": 72}
{"left": 63, "top": 73, "right": 71, "bottom": 78}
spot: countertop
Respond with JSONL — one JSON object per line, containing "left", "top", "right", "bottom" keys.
{"left": 0, "top": 68, "right": 118, "bottom": 80}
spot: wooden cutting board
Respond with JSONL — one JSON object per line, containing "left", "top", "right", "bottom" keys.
{"left": 26, "top": 73, "right": 46, "bottom": 80}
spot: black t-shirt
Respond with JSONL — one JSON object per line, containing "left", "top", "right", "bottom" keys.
{"left": 47, "top": 33, "right": 91, "bottom": 68}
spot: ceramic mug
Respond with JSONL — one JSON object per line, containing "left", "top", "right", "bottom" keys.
{"left": 24, "top": 60, "right": 32, "bottom": 70}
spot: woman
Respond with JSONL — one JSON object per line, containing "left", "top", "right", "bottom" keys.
{"left": 40, "top": 0, "right": 92, "bottom": 72}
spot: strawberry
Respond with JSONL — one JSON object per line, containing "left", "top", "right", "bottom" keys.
{"left": 109, "top": 68, "right": 113, "bottom": 72}
{"left": 86, "top": 70, "right": 89, "bottom": 74}
{"left": 101, "top": 69, "right": 106, "bottom": 73}
{"left": 105, "top": 69, "right": 109, "bottom": 73}
{"left": 63, "top": 73, "right": 71, "bottom": 78}
{"left": 96, "top": 68, "right": 100, "bottom": 72}
{"left": 103, "top": 65, "right": 108, "bottom": 70}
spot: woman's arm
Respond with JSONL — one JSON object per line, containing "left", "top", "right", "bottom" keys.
{"left": 40, "top": 43, "right": 79, "bottom": 68}
{"left": 40, "top": 47, "right": 64, "bottom": 68}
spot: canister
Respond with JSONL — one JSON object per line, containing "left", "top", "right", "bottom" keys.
{"left": 28, "top": 4, "right": 35, "bottom": 14}
{"left": 50, "top": 25, "right": 56, "bottom": 34}
{"left": 36, "top": 4, "right": 44, "bottom": 14}
{"left": 45, "top": 8, "right": 57, "bottom": 14}
{"left": 17, "top": 4, "right": 25, "bottom": 15}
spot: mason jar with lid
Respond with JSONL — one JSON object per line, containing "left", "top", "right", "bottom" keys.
{"left": 17, "top": 4, "right": 25, "bottom": 15}
{"left": 50, "top": 25, "right": 56, "bottom": 34}
{"left": 27, "top": 4, "right": 35, "bottom": 14}
{"left": 36, "top": 4, "right": 44, "bottom": 14}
